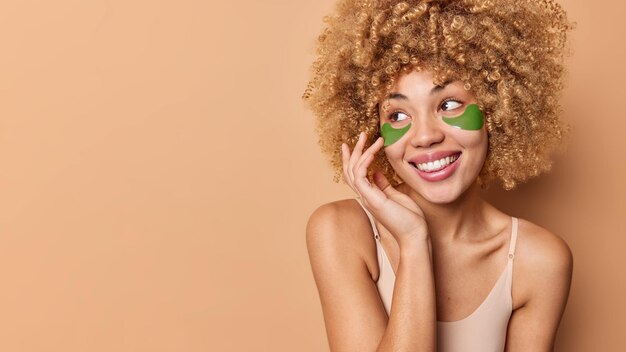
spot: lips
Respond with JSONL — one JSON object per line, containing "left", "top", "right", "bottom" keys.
{"left": 407, "top": 151, "right": 462, "bottom": 182}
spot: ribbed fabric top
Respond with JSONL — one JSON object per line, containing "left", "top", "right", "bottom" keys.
{"left": 357, "top": 199, "right": 517, "bottom": 352}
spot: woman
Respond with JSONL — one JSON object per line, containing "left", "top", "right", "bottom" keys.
{"left": 303, "top": 0, "right": 574, "bottom": 351}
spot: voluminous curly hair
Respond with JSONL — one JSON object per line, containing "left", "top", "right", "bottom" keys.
{"left": 303, "top": 0, "right": 573, "bottom": 190}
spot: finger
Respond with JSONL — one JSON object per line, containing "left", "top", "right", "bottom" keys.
{"left": 373, "top": 171, "right": 411, "bottom": 200}
{"left": 373, "top": 171, "right": 423, "bottom": 215}
{"left": 341, "top": 143, "right": 350, "bottom": 184}
{"left": 354, "top": 154, "right": 388, "bottom": 206}
{"left": 353, "top": 137, "right": 385, "bottom": 202}
{"left": 373, "top": 170, "right": 392, "bottom": 193}
{"left": 353, "top": 138, "right": 383, "bottom": 187}
{"left": 357, "top": 178, "right": 390, "bottom": 210}
{"left": 354, "top": 153, "right": 375, "bottom": 185}
{"left": 354, "top": 137, "right": 384, "bottom": 174}
{"left": 347, "top": 132, "right": 366, "bottom": 182}
{"left": 341, "top": 143, "right": 360, "bottom": 196}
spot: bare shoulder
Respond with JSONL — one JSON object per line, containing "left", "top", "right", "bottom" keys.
{"left": 514, "top": 218, "right": 574, "bottom": 306}
{"left": 306, "top": 198, "right": 379, "bottom": 279}
{"left": 504, "top": 219, "right": 574, "bottom": 348}
{"left": 306, "top": 199, "right": 375, "bottom": 257}
{"left": 305, "top": 200, "right": 389, "bottom": 349}
{"left": 516, "top": 219, "right": 573, "bottom": 273}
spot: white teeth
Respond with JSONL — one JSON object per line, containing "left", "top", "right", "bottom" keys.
{"left": 415, "top": 154, "right": 459, "bottom": 172}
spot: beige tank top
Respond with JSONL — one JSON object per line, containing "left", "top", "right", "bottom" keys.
{"left": 357, "top": 200, "right": 518, "bottom": 352}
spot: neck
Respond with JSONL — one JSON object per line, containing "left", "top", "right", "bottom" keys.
{"left": 402, "top": 182, "right": 489, "bottom": 243}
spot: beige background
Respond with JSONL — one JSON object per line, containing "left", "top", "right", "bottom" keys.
{"left": 0, "top": 0, "right": 623, "bottom": 351}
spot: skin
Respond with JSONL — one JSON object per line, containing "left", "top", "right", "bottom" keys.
{"left": 306, "top": 69, "right": 573, "bottom": 351}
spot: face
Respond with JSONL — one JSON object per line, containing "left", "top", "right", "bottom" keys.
{"left": 379, "top": 69, "right": 488, "bottom": 204}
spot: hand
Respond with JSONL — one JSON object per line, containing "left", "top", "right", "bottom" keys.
{"left": 342, "top": 132, "right": 429, "bottom": 246}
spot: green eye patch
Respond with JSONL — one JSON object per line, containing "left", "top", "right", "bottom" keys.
{"left": 380, "top": 104, "right": 483, "bottom": 146}
{"left": 441, "top": 103, "right": 484, "bottom": 130}
{"left": 381, "top": 122, "right": 412, "bottom": 146}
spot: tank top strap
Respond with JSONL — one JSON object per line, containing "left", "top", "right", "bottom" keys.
{"left": 355, "top": 198, "right": 381, "bottom": 241}
{"left": 507, "top": 217, "right": 519, "bottom": 260}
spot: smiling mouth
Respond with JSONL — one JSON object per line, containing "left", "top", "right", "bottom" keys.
{"left": 409, "top": 153, "right": 461, "bottom": 173}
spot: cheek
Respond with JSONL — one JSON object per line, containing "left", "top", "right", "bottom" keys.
{"left": 452, "top": 130, "right": 485, "bottom": 144}
{"left": 383, "top": 140, "right": 408, "bottom": 164}
{"left": 449, "top": 128, "right": 488, "bottom": 156}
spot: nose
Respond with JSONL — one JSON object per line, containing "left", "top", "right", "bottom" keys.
{"left": 409, "top": 115, "right": 445, "bottom": 148}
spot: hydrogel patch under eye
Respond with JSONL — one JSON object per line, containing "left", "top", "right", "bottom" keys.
{"left": 381, "top": 122, "right": 412, "bottom": 146}
{"left": 441, "top": 103, "right": 484, "bottom": 130}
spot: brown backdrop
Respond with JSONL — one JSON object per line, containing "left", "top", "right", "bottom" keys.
{"left": 0, "top": 0, "right": 623, "bottom": 351}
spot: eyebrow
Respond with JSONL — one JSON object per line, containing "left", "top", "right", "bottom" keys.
{"left": 387, "top": 80, "right": 453, "bottom": 100}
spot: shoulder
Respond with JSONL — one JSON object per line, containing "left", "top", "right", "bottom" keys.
{"left": 306, "top": 198, "right": 372, "bottom": 247}
{"left": 516, "top": 219, "right": 573, "bottom": 275}
{"left": 514, "top": 218, "right": 574, "bottom": 306}
{"left": 504, "top": 219, "right": 574, "bottom": 347}
{"left": 305, "top": 200, "right": 390, "bottom": 349}
{"left": 306, "top": 199, "right": 378, "bottom": 277}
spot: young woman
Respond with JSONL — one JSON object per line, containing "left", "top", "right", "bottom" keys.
{"left": 303, "top": 0, "right": 574, "bottom": 351}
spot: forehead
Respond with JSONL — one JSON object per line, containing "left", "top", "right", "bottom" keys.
{"left": 394, "top": 69, "right": 437, "bottom": 92}
{"left": 387, "top": 70, "right": 466, "bottom": 102}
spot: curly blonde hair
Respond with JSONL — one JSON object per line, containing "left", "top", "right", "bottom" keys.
{"left": 303, "top": 0, "right": 573, "bottom": 190}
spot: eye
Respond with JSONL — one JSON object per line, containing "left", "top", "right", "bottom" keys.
{"left": 441, "top": 99, "right": 463, "bottom": 111}
{"left": 389, "top": 111, "right": 409, "bottom": 122}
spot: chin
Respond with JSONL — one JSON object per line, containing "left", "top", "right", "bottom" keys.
{"left": 416, "top": 185, "right": 463, "bottom": 205}
{"left": 399, "top": 172, "right": 475, "bottom": 205}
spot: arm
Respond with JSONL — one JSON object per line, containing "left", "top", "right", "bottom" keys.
{"left": 504, "top": 228, "right": 574, "bottom": 351}
{"left": 380, "top": 238, "right": 437, "bottom": 351}
{"left": 307, "top": 133, "right": 437, "bottom": 350}
{"left": 306, "top": 201, "right": 437, "bottom": 351}
{"left": 306, "top": 202, "right": 387, "bottom": 351}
